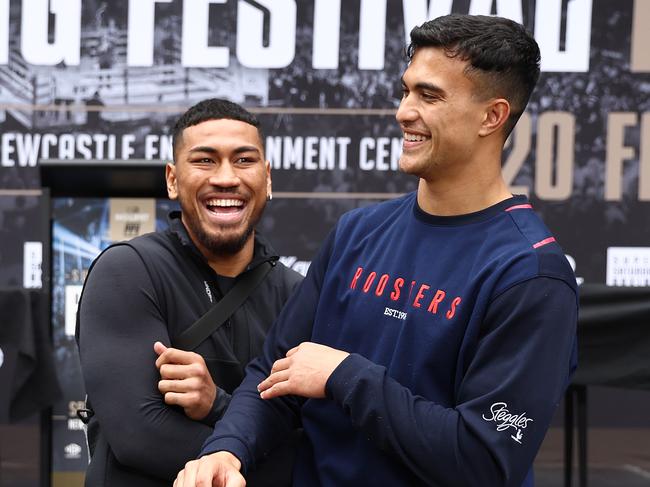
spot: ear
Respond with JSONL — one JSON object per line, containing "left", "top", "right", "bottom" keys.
{"left": 265, "top": 160, "right": 272, "bottom": 197}
{"left": 478, "top": 98, "right": 510, "bottom": 137}
{"left": 165, "top": 162, "right": 178, "bottom": 200}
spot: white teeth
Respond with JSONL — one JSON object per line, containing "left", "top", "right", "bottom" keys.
{"left": 404, "top": 132, "right": 429, "bottom": 142}
{"left": 206, "top": 199, "right": 243, "bottom": 208}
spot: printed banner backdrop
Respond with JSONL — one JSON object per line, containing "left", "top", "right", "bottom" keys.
{"left": 1, "top": 0, "right": 650, "bottom": 482}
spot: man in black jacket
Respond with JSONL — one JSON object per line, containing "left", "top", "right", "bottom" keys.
{"left": 76, "top": 99, "right": 302, "bottom": 486}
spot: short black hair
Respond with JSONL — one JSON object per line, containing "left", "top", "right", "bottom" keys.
{"left": 407, "top": 14, "right": 540, "bottom": 137}
{"left": 172, "top": 98, "right": 262, "bottom": 160}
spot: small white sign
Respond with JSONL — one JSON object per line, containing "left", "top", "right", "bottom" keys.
{"left": 64, "top": 443, "right": 82, "bottom": 459}
{"left": 606, "top": 247, "right": 650, "bottom": 286}
{"left": 65, "top": 285, "right": 84, "bottom": 336}
{"left": 23, "top": 241, "right": 43, "bottom": 289}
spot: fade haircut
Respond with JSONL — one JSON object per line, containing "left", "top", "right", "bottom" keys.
{"left": 407, "top": 14, "right": 541, "bottom": 137}
{"left": 171, "top": 98, "right": 262, "bottom": 161}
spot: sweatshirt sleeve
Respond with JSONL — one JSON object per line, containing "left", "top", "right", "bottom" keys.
{"left": 77, "top": 245, "right": 218, "bottom": 481}
{"left": 199, "top": 229, "right": 336, "bottom": 471}
{"left": 325, "top": 276, "right": 578, "bottom": 487}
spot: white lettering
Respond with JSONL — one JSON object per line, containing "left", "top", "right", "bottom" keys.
{"left": 59, "top": 134, "right": 75, "bottom": 159}
{"left": 304, "top": 136, "right": 318, "bottom": 170}
{"left": 76, "top": 134, "right": 93, "bottom": 160}
{"left": 469, "top": 0, "right": 523, "bottom": 23}
{"left": 21, "top": 0, "right": 81, "bottom": 66}
{"left": 401, "top": 0, "right": 453, "bottom": 46}
{"left": 145, "top": 135, "right": 160, "bottom": 159}
{"left": 159, "top": 134, "right": 174, "bottom": 161}
{"left": 359, "top": 0, "right": 386, "bottom": 70}
{"left": 0, "top": 0, "right": 8, "bottom": 64}
{"left": 267, "top": 136, "right": 282, "bottom": 170}
{"left": 237, "top": 0, "right": 296, "bottom": 68}
{"left": 359, "top": 137, "right": 375, "bottom": 170}
{"left": 312, "top": 0, "right": 341, "bottom": 69}
{"left": 283, "top": 136, "right": 303, "bottom": 169}
{"left": 535, "top": 0, "right": 593, "bottom": 72}
{"left": 127, "top": 0, "right": 173, "bottom": 67}
{"left": 267, "top": 136, "right": 349, "bottom": 171}
{"left": 16, "top": 134, "right": 41, "bottom": 166}
{"left": 360, "top": 137, "right": 402, "bottom": 171}
{"left": 41, "top": 134, "right": 57, "bottom": 160}
{"left": 482, "top": 402, "right": 534, "bottom": 432}
{"left": 2, "top": 133, "right": 15, "bottom": 167}
{"left": 121, "top": 134, "right": 136, "bottom": 159}
{"left": 384, "top": 307, "right": 408, "bottom": 320}
{"left": 182, "top": 0, "right": 229, "bottom": 68}
{"left": 336, "top": 137, "right": 350, "bottom": 170}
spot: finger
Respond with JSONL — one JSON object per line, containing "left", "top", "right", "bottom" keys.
{"left": 162, "top": 391, "right": 198, "bottom": 408}
{"left": 158, "top": 377, "right": 200, "bottom": 394}
{"left": 154, "top": 341, "right": 168, "bottom": 356}
{"left": 257, "top": 370, "right": 290, "bottom": 393}
{"left": 285, "top": 345, "right": 300, "bottom": 357}
{"left": 196, "top": 458, "right": 216, "bottom": 487}
{"left": 259, "top": 380, "right": 292, "bottom": 400}
{"left": 270, "top": 356, "right": 291, "bottom": 374}
{"left": 225, "top": 473, "right": 246, "bottom": 487}
{"left": 183, "top": 460, "right": 198, "bottom": 487}
{"left": 174, "top": 468, "right": 184, "bottom": 487}
{"left": 155, "top": 347, "right": 201, "bottom": 368}
{"left": 160, "top": 362, "right": 204, "bottom": 380}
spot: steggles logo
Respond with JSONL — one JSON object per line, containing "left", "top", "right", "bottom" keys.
{"left": 482, "top": 402, "right": 534, "bottom": 445}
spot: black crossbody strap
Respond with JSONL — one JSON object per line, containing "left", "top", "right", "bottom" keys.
{"left": 174, "top": 261, "right": 274, "bottom": 350}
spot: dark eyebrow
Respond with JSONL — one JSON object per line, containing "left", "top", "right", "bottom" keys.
{"left": 233, "top": 145, "right": 262, "bottom": 155}
{"left": 187, "top": 145, "right": 261, "bottom": 155}
{"left": 401, "top": 77, "right": 447, "bottom": 97}
{"left": 188, "top": 146, "right": 218, "bottom": 154}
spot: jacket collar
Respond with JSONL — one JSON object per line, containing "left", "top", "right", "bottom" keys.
{"left": 166, "top": 211, "right": 279, "bottom": 273}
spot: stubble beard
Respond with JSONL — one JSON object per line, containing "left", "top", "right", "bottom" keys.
{"left": 180, "top": 196, "right": 266, "bottom": 256}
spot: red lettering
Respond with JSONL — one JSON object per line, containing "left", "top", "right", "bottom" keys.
{"left": 407, "top": 280, "right": 417, "bottom": 301}
{"left": 350, "top": 267, "right": 363, "bottom": 289}
{"left": 375, "top": 274, "right": 389, "bottom": 296}
{"left": 412, "top": 284, "right": 430, "bottom": 308}
{"left": 362, "top": 272, "right": 377, "bottom": 293}
{"left": 446, "top": 297, "right": 462, "bottom": 319}
{"left": 390, "top": 278, "right": 404, "bottom": 301}
{"left": 427, "top": 289, "right": 446, "bottom": 314}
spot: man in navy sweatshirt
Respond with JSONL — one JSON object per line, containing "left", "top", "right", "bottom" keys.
{"left": 174, "top": 14, "right": 578, "bottom": 487}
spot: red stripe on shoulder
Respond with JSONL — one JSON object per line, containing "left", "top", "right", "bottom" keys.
{"left": 505, "top": 204, "right": 533, "bottom": 212}
{"left": 533, "top": 237, "right": 556, "bottom": 249}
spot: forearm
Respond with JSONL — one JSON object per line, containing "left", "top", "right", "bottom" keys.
{"left": 326, "top": 277, "right": 577, "bottom": 486}
{"left": 79, "top": 245, "right": 219, "bottom": 479}
{"left": 200, "top": 230, "right": 337, "bottom": 469}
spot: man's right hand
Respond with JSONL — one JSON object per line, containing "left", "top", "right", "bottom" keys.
{"left": 154, "top": 341, "right": 217, "bottom": 420}
{"left": 174, "top": 451, "right": 245, "bottom": 487}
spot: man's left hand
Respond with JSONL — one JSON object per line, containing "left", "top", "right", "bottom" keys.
{"left": 257, "top": 342, "right": 349, "bottom": 400}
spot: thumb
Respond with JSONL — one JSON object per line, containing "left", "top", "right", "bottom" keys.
{"left": 154, "top": 341, "right": 168, "bottom": 356}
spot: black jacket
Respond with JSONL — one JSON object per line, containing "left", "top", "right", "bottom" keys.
{"left": 76, "top": 213, "right": 303, "bottom": 487}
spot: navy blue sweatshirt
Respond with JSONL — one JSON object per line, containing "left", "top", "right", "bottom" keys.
{"left": 201, "top": 193, "right": 578, "bottom": 487}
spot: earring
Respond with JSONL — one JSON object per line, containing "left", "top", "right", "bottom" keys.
{"left": 267, "top": 193, "right": 273, "bottom": 201}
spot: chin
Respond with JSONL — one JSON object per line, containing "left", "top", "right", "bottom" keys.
{"left": 398, "top": 158, "right": 423, "bottom": 176}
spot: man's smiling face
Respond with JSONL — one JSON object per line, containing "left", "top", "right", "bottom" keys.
{"left": 166, "top": 118, "right": 271, "bottom": 257}
{"left": 396, "top": 47, "right": 487, "bottom": 180}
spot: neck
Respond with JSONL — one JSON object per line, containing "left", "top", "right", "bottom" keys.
{"left": 204, "top": 235, "right": 255, "bottom": 277}
{"left": 183, "top": 232, "right": 255, "bottom": 277}
{"left": 417, "top": 150, "right": 512, "bottom": 216}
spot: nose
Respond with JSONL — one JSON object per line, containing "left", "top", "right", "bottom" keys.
{"left": 208, "top": 160, "right": 240, "bottom": 188}
{"left": 396, "top": 94, "right": 417, "bottom": 125}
